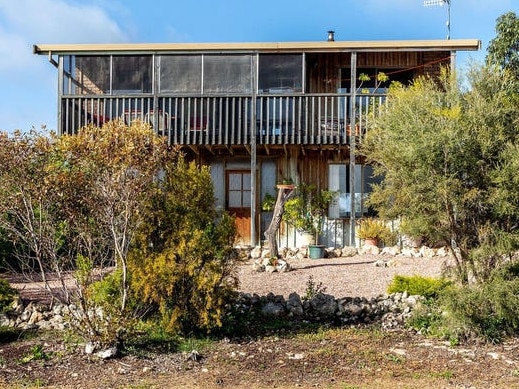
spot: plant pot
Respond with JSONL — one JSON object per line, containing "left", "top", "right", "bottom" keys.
{"left": 364, "top": 238, "right": 379, "bottom": 247}
{"left": 308, "top": 244, "right": 325, "bottom": 259}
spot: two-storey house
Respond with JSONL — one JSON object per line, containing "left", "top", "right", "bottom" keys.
{"left": 34, "top": 37, "right": 480, "bottom": 248}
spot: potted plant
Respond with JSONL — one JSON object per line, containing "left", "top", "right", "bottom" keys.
{"left": 356, "top": 218, "right": 393, "bottom": 247}
{"left": 283, "top": 183, "right": 335, "bottom": 258}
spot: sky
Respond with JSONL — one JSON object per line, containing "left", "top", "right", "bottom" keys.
{"left": 0, "top": 0, "right": 517, "bottom": 133}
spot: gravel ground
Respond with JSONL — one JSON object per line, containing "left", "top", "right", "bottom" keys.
{"left": 237, "top": 254, "right": 450, "bottom": 299}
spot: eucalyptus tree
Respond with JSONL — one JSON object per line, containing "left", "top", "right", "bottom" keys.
{"left": 487, "top": 11, "right": 519, "bottom": 80}
{"left": 361, "top": 66, "right": 519, "bottom": 283}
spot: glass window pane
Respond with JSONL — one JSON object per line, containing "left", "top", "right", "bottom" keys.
{"left": 204, "top": 55, "right": 251, "bottom": 93}
{"left": 258, "top": 54, "right": 302, "bottom": 93}
{"left": 72, "top": 56, "right": 110, "bottom": 95}
{"left": 242, "top": 173, "right": 251, "bottom": 190}
{"left": 229, "top": 173, "right": 242, "bottom": 190}
{"left": 112, "top": 55, "right": 152, "bottom": 93}
{"left": 242, "top": 191, "right": 251, "bottom": 207}
{"left": 159, "top": 55, "right": 201, "bottom": 93}
{"left": 228, "top": 191, "right": 242, "bottom": 207}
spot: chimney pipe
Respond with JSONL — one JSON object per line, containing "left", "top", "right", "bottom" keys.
{"left": 327, "top": 30, "right": 335, "bottom": 42}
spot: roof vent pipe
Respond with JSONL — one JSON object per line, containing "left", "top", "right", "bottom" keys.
{"left": 327, "top": 31, "right": 335, "bottom": 42}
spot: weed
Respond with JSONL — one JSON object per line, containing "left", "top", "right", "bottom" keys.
{"left": 20, "top": 344, "right": 49, "bottom": 364}
{"left": 430, "top": 370, "right": 454, "bottom": 379}
{"left": 385, "top": 353, "right": 404, "bottom": 363}
{"left": 303, "top": 275, "right": 327, "bottom": 301}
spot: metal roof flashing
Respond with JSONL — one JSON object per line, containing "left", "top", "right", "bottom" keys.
{"left": 33, "top": 39, "right": 481, "bottom": 56}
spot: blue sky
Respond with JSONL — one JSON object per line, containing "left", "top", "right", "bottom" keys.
{"left": 0, "top": 0, "right": 517, "bottom": 133}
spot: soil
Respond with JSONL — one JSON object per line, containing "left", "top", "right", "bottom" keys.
{"left": 2, "top": 254, "right": 519, "bottom": 388}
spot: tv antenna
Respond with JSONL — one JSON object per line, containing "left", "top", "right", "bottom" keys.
{"left": 424, "top": 0, "right": 451, "bottom": 39}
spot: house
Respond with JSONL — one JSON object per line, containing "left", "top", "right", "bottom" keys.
{"left": 33, "top": 36, "right": 480, "bottom": 248}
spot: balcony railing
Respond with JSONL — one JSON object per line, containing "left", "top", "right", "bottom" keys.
{"left": 61, "top": 93, "right": 386, "bottom": 145}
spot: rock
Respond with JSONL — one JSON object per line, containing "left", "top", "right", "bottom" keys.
{"left": 275, "top": 260, "right": 291, "bottom": 272}
{"left": 28, "top": 311, "right": 44, "bottom": 325}
{"left": 286, "top": 293, "right": 303, "bottom": 316}
{"left": 249, "top": 246, "right": 262, "bottom": 259}
{"left": 359, "top": 244, "right": 380, "bottom": 255}
{"left": 261, "top": 302, "right": 285, "bottom": 318}
{"left": 85, "top": 342, "right": 98, "bottom": 354}
{"left": 187, "top": 350, "right": 202, "bottom": 361}
{"left": 95, "top": 346, "right": 118, "bottom": 359}
{"left": 420, "top": 246, "right": 436, "bottom": 257}
{"left": 401, "top": 247, "right": 419, "bottom": 257}
{"left": 374, "top": 260, "right": 387, "bottom": 267}
{"left": 338, "top": 300, "right": 363, "bottom": 317}
{"left": 381, "top": 246, "right": 400, "bottom": 256}
{"left": 265, "top": 265, "right": 276, "bottom": 273}
{"left": 436, "top": 246, "right": 448, "bottom": 257}
{"left": 308, "top": 293, "right": 338, "bottom": 319}
{"left": 340, "top": 246, "right": 357, "bottom": 257}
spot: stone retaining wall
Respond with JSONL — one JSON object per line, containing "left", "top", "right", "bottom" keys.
{"left": 1, "top": 290, "right": 422, "bottom": 332}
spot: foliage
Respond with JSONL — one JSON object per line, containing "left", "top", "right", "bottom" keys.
{"left": 361, "top": 65, "right": 519, "bottom": 284}
{"left": 302, "top": 275, "right": 327, "bottom": 301}
{"left": 261, "top": 193, "right": 276, "bottom": 212}
{"left": 439, "top": 276, "right": 519, "bottom": 343}
{"left": 486, "top": 11, "right": 519, "bottom": 79}
{"left": 387, "top": 275, "right": 450, "bottom": 299}
{"left": 0, "top": 278, "right": 17, "bottom": 313}
{"left": 128, "top": 160, "right": 240, "bottom": 335}
{"left": 283, "top": 184, "right": 335, "bottom": 244}
{"left": 356, "top": 218, "right": 394, "bottom": 243}
{"left": 20, "top": 344, "right": 50, "bottom": 364}
{"left": 405, "top": 261, "right": 519, "bottom": 343}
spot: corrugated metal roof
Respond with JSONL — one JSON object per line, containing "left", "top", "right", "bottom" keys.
{"left": 33, "top": 39, "right": 481, "bottom": 55}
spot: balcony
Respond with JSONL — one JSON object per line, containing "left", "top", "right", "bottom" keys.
{"left": 61, "top": 92, "right": 386, "bottom": 146}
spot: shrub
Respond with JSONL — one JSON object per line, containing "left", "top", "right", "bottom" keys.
{"left": 387, "top": 275, "right": 450, "bottom": 299}
{"left": 0, "top": 278, "right": 17, "bottom": 313}
{"left": 440, "top": 277, "right": 519, "bottom": 343}
{"left": 356, "top": 218, "right": 395, "bottom": 245}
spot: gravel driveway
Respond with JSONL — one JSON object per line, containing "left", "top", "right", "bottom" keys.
{"left": 237, "top": 254, "right": 449, "bottom": 299}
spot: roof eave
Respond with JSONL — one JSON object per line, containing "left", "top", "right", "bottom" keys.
{"left": 33, "top": 39, "right": 481, "bottom": 56}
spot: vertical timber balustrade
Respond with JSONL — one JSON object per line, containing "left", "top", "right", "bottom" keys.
{"left": 60, "top": 93, "right": 384, "bottom": 145}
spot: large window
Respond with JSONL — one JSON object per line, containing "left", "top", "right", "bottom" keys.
{"left": 159, "top": 55, "right": 202, "bottom": 93}
{"left": 328, "top": 164, "right": 376, "bottom": 218}
{"left": 112, "top": 55, "right": 152, "bottom": 93}
{"left": 68, "top": 56, "right": 110, "bottom": 95}
{"left": 204, "top": 55, "right": 252, "bottom": 93}
{"left": 258, "top": 54, "right": 303, "bottom": 93}
{"left": 64, "top": 55, "right": 152, "bottom": 95}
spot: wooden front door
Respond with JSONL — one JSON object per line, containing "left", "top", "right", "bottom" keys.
{"left": 227, "top": 171, "right": 251, "bottom": 244}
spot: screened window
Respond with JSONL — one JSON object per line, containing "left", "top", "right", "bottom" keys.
{"left": 159, "top": 55, "right": 202, "bottom": 93}
{"left": 258, "top": 54, "right": 303, "bottom": 93}
{"left": 67, "top": 56, "right": 110, "bottom": 95}
{"left": 204, "top": 55, "right": 252, "bottom": 93}
{"left": 112, "top": 55, "right": 152, "bottom": 93}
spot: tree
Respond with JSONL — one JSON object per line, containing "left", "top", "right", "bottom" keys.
{"left": 361, "top": 66, "right": 519, "bottom": 283}
{"left": 487, "top": 11, "right": 519, "bottom": 79}
{"left": 128, "top": 159, "right": 240, "bottom": 334}
{"left": 0, "top": 131, "right": 75, "bottom": 302}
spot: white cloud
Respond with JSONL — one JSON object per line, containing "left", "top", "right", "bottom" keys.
{"left": 0, "top": 0, "right": 127, "bottom": 132}
{"left": 0, "top": 0, "right": 127, "bottom": 43}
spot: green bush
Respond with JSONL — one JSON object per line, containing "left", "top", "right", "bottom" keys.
{"left": 387, "top": 275, "right": 450, "bottom": 298}
{"left": 440, "top": 277, "right": 519, "bottom": 343}
{"left": 0, "top": 278, "right": 17, "bottom": 313}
